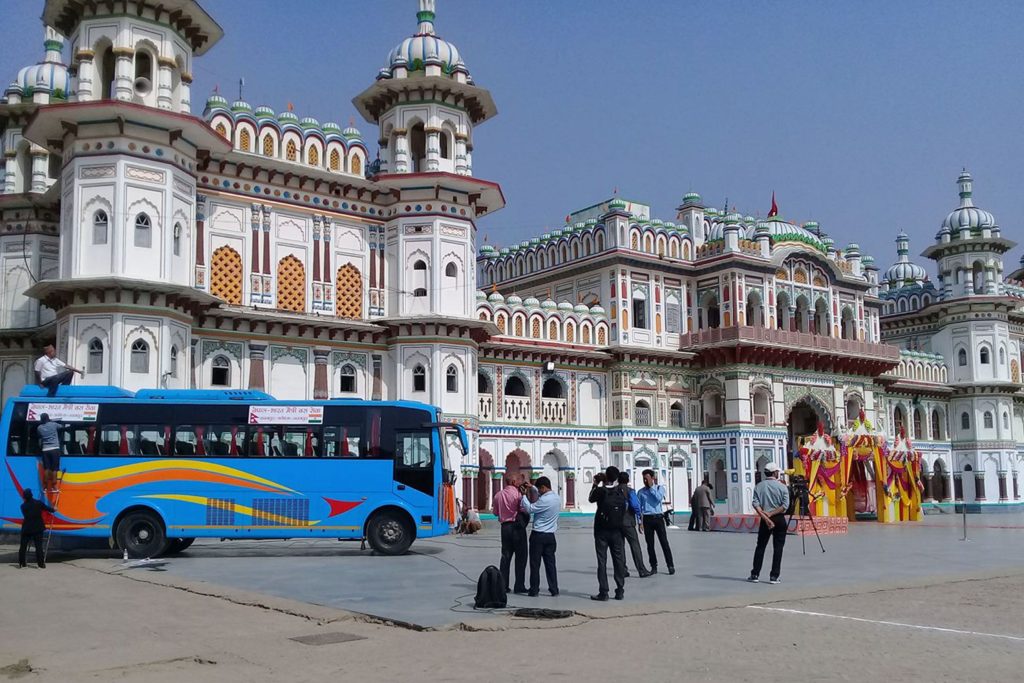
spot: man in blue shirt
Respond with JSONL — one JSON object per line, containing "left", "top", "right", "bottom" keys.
{"left": 617, "top": 472, "right": 651, "bottom": 578}
{"left": 637, "top": 469, "right": 675, "bottom": 575}
{"left": 520, "top": 476, "right": 560, "bottom": 597}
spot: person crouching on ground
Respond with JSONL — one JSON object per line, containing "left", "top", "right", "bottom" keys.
{"left": 748, "top": 462, "right": 791, "bottom": 585}
{"left": 617, "top": 471, "right": 651, "bottom": 578}
{"left": 589, "top": 467, "right": 628, "bottom": 601}
{"left": 519, "top": 476, "right": 560, "bottom": 597}
{"left": 492, "top": 475, "right": 528, "bottom": 594}
{"left": 19, "top": 489, "right": 55, "bottom": 568}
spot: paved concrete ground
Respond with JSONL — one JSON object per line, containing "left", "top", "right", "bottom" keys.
{"left": 1, "top": 513, "right": 1022, "bottom": 681}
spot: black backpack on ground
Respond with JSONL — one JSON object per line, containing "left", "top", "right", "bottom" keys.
{"left": 474, "top": 565, "right": 507, "bottom": 609}
{"left": 597, "top": 485, "right": 626, "bottom": 531}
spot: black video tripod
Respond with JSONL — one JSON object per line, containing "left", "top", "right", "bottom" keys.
{"left": 787, "top": 486, "right": 825, "bottom": 555}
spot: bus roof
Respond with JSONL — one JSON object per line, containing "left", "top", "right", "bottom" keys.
{"left": 13, "top": 385, "right": 440, "bottom": 412}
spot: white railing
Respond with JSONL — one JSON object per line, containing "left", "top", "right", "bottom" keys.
{"left": 478, "top": 395, "right": 493, "bottom": 421}
{"left": 541, "top": 398, "right": 567, "bottom": 424}
{"left": 503, "top": 396, "right": 531, "bottom": 423}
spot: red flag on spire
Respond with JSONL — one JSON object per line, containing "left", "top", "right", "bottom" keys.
{"left": 768, "top": 192, "right": 778, "bottom": 218}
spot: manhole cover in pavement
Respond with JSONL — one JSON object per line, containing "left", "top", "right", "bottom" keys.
{"left": 290, "top": 632, "right": 367, "bottom": 646}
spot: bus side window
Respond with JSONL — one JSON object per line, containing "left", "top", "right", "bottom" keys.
{"left": 61, "top": 424, "right": 94, "bottom": 456}
{"left": 245, "top": 427, "right": 268, "bottom": 457}
{"left": 205, "top": 425, "right": 239, "bottom": 457}
{"left": 323, "top": 425, "right": 361, "bottom": 458}
{"left": 395, "top": 431, "right": 432, "bottom": 469}
{"left": 99, "top": 425, "right": 135, "bottom": 455}
{"left": 279, "top": 426, "right": 318, "bottom": 457}
{"left": 173, "top": 426, "right": 198, "bottom": 456}
{"left": 7, "top": 413, "right": 27, "bottom": 455}
{"left": 137, "top": 424, "right": 165, "bottom": 456}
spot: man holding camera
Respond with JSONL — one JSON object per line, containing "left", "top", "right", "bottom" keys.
{"left": 748, "top": 462, "right": 790, "bottom": 584}
{"left": 519, "top": 476, "right": 561, "bottom": 597}
{"left": 589, "top": 467, "right": 628, "bottom": 601}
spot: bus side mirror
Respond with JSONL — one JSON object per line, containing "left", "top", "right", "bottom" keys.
{"left": 455, "top": 425, "right": 469, "bottom": 456}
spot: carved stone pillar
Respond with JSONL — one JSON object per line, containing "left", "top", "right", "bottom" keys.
{"left": 425, "top": 129, "right": 440, "bottom": 171}
{"left": 1014, "top": 472, "right": 1020, "bottom": 500}
{"left": 194, "top": 194, "right": 207, "bottom": 289}
{"left": 454, "top": 133, "right": 468, "bottom": 175}
{"left": 112, "top": 47, "right": 134, "bottom": 101}
{"left": 247, "top": 343, "right": 266, "bottom": 391}
{"left": 942, "top": 473, "right": 953, "bottom": 502}
{"left": 564, "top": 474, "right": 575, "bottom": 508}
{"left": 261, "top": 205, "right": 272, "bottom": 303}
{"left": 249, "top": 204, "right": 261, "bottom": 304}
{"left": 921, "top": 473, "right": 933, "bottom": 502}
{"left": 313, "top": 349, "right": 330, "bottom": 399}
{"left": 953, "top": 472, "right": 963, "bottom": 502}
{"left": 189, "top": 339, "right": 199, "bottom": 389}
{"left": 30, "top": 150, "right": 48, "bottom": 192}
{"left": 393, "top": 130, "right": 409, "bottom": 173}
{"left": 998, "top": 471, "right": 1008, "bottom": 502}
{"left": 156, "top": 57, "right": 175, "bottom": 110}
{"left": 75, "top": 50, "right": 94, "bottom": 101}
{"left": 179, "top": 71, "right": 192, "bottom": 113}
{"left": 462, "top": 475, "right": 473, "bottom": 510}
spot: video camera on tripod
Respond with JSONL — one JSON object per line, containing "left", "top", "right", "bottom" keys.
{"left": 786, "top": 473, "right": 825, "bottom": 555}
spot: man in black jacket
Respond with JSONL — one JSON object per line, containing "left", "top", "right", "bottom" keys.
{"left": 589, "top": 466, "right": 628, "bottom": 601}
{"left": 19, "top": 489, "right": 55, "bottom": 568}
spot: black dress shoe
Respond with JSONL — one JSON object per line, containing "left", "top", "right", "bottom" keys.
{"left": 614, "top": 590, "right": 624, "bottom": 600}
{"left": 513, "top": 589, "right": 529, "bottom": 595}
{"left": 527, "top": 590, "right": 539, "bottom": 597}
{"left": 668, "top": 567, "right": 675, "bottom": 575}
{"left": 549, "top": 591, "right": 559, "bottom": 597}
{"left": 624, "top": 571, "right": 631, "bottom": 578}
{"left": 639, "top": 571, "right": 652, "bottom": 578}
{"left": 590, "top": 593, "right": 609, "bottom": 601}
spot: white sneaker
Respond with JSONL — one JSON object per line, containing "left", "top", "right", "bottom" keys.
{"left": 769, "top": 578, "right": 781, "bottom": 585}
{"left": 747, "top": 575, "right": 759, "bottom": 583}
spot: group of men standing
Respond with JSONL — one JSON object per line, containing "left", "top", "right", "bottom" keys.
{"left": 491, "top": 467, "right": 676, "bottom": 601}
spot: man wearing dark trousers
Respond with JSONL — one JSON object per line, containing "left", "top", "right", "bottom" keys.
{"left": 748, "top": 462, "right": 791, "bottom": 584}
{"left": 519, "top": 476, "right": 561, "bottom": 597}
{"left": 617, "top": 471, "right": 650, "bottom": 578}
{"left": 590, "top": 466, "right": 628, "bottom": 601}
{"left": 638, "top": 469, "right": 675, "bottom": 574}
{"left": 19, "top": 489, "right": 54, "bottom": 568}
{"left": 492, "top": 475, "right": 527, "bottom": 594}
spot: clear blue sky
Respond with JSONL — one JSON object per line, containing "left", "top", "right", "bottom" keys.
{"left": 4, "top": 0, "right": 1024, "bottom": 273}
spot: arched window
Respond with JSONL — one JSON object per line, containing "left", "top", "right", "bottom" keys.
{"left": 262, "top": 135, "right": 275, "bottom": 157}
{"left": 477, "top": 372, "right": 491, "bottom": 394}
{"left": 339, "top": 364, "right": 357, "bottom": 393}
{"left": 634, "top": 400, "right": 652, "bottom": 426}
{"left": 307, "top": 146, "right": 319, "bottom": 166}
{"left": 541, "top": 378, "right": 563, "bottom": 399}
{"left": 632, "top": 289, "right": 648, "bottom": 329}
{"left": 958, "top": 348, "right": 967, "bottom": 366}
{"left": 134, "top": 213, "right": 152, "bottom": 248}
{"left": 169, "top": 345, "right": 178, "bottom": 378}
{"left": 961, "top": 412, "right": 970, "bottom": 430}
{"left": 87, "top": 338, "right": 104, "bottom": 374}
{"left": 130, "top": 339, "right": 149, "bottom": 374}
{"left": 973, "top": 261, "right": 985, "bottom": 294}
{"left": 504, "top": 375, "right": 527, "bottom": 397}
{"left": 445, "top": 262, "right": 458, "bottom": 278}
{"left": 210, "top": 356, "right": 230, "bottom": 387}
{"left": 983, "top": 411, "right": 994, "bottom": 429}
{"left": 134, "top": 49, "right": 153, "bottom": 94}
{"left": 439, "top": 131, "right": 450, "bottom": 159}
{"left": 980, "top": 347, "right": 990, "bottom": 364}
{"left": 329, "top": 148, "right": 341, "bottom": 171}
{"left": 893, "top": 406, "right": 905, "bottom": 435}
{"left": 999, "top": 347, "right": 1006, "bottom": 365}
{"left": 445, "top": 365, "right": 459, "bottom": 393}
{"left": 1003, "top": 412, "right": 1009, "bottom": 430}
{"left": 931, "top": 409, "right": 943, "bottom": 440}
{"left": 93, "top": 210, "right": 108, "bottom": 245}
{"left": 286, "top": 139, "right": 297, "bottom": 161}
{"left": 670, "top": 401, "right": 684, "bottom": 427}
{"left": 413, "top": 288, "right": 427, "bottom": 298}
{"left": 412, "top": 364, "right": 426, "bottom": 392}
{"left": 414, "top": 260, "right": 427, "bottom": 271}
{"left": 173, "top": 222, "right": 182, "bottom": 257}
{"left": 351, "top": 154, "right": 362, "bottom": 176}
{"left": 239, "top": 128, "right": 251, "bottom": 152}
{"left": 913, "top": 409, "right": 923, "bottom": 439}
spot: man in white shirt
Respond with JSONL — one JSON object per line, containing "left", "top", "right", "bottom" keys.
{"left": 34, "top": 345, "right": 83, "bottom": 396}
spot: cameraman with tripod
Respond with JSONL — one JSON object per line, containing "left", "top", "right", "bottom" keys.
{"left": 747, "top": 463, "right": 790, "bottom": 585}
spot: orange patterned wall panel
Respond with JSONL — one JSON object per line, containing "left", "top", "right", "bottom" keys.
{"left": 277, "top": 255, "right": 306, "bottom": 313}
{"left": 335, "top": 264, "right": 363, "bottom": 319}
{"left": 210, "top": 245, "right": 243, "bottom": 305}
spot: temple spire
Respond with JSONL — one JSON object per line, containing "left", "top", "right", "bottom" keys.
{"left": 417, "top": 0, "right": 436, "bottom": 35}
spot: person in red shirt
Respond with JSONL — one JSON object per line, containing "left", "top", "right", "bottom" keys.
{"left": 492, "top": 475, "right": 528, "bottom": 594}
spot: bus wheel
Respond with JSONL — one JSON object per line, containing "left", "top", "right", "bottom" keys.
{"left": 116, "top": 511, "right": 167, "bottom": 559}
{"left": 366, "top": 510, "right": 413, "bottom": 555}
{"left": 165, "top": 538, "right": 195, "bottom": 555}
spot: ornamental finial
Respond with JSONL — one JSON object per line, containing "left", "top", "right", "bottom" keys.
{"left": 417, "top": 0, "right": 437, "bottom": 35}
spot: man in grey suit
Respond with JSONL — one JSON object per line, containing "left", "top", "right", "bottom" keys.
{"left": 690, "top": 479, "right": 715, "bottom": 531}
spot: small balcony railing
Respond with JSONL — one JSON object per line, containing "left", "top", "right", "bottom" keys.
{"left": 478, "top": 395, "right": 493, "bottom": 421}
{"left": 540, "top": 398, "right": 567, "bottom": 424}
{"left": 503, "top": 396, "right": 531, "bottom": 423}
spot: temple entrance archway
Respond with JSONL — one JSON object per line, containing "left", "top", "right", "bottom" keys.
{"left": 505, "top": 448, "right": 531, "bottom": 484}
{"left": 787, "top": 399, "right": 826, "bottom": 468}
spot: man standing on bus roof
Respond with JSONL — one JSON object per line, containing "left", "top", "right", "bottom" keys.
{"left": 34, "top": 344, "right": 83, "bottom": 397}
{"left": 36, "top": 413, "right": 65, "bottom": 493}
{"left": 19, "top": 489, "right": 55, "bottom": 568}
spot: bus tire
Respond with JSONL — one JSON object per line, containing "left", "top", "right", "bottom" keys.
{"left": 366, "top": 509, "right": 414, "bottom": 555}
{"left": 165, "top": 538, "right": 195, "bottom": 555}
{"left": 116, "top": 510, "right": 167, "bottom": 559}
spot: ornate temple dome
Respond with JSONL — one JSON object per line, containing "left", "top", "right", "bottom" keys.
{"left": 381, "top": 1, "right": 470, "bottom": 81}
{"left": 939, "top": 170, "right": 997, "bottom": 237}
{"left": 884, "top": 231, "right": 928, "bottom": 286}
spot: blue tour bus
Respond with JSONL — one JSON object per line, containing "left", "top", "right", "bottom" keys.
{"left": 0, "top": 385, "right": 467, "bottom": 557}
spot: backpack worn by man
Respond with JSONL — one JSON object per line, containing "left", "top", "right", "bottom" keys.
{"left": 599, "top": 485, "right": 626, "bottom": 530}
{"left": 474, "top": 565, "right": 507, "bottom": 609}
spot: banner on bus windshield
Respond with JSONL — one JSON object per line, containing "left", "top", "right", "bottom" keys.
{"left": 248, "top": 405, "right": 324, "bottom": 425}
{"left": 26, "top": 403, "right": 99, "bottom": 422}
